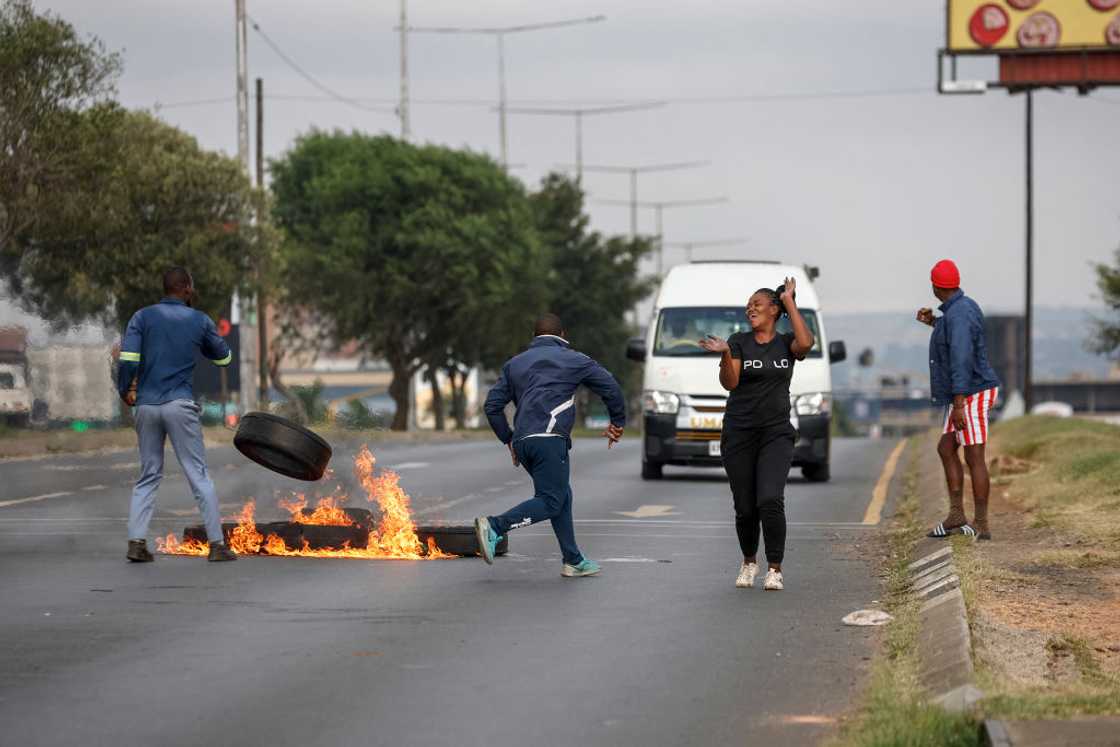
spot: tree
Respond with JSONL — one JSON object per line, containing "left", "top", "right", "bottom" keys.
{"left": 529, "top": 174, "right": 656, "bottom": 407}
{"left": 0, "top": 0, "right": 121, "bottom": 253}
{"left": 4, "top": 110, "right": 261, "bottom": 326}
{"left": 270, "top": 132, "right": 547, "bottom": 431}
{"left": 1089, "top": 246, "right": 1120, "bottom": 358}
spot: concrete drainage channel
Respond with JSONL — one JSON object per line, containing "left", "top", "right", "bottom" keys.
{"left": 907, "top": 537, "right": 1120, "bottom": 747}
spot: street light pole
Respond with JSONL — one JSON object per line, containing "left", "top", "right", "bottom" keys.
{"left": 593, "top": 196, "right": 728, "bottom": 276}
{"left": 505, "top": 102, "right": 663, "bottom": 182}
{"left": 574, "top": 161, "right": 709, "bottom": 238}
{"left": 403, "top": 15, "right": 606, "bottom": 167}
{"left": 399, "top": 0, "right": 410, "bottom": 140}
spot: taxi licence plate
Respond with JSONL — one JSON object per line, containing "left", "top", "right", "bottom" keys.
{"left": 708, "top": 440, "right": 721, "bottom": 457}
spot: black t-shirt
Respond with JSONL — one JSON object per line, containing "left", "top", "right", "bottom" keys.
{"left": 724, "top": 331, "right": 796, "bottom": 430}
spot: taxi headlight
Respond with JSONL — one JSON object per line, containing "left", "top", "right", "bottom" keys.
{"left": 643, "top": 390, "right": 680, "bottom": 415}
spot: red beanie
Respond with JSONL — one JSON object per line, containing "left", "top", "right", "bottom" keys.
{"left": 930, "top": 259, "right": 960, "bottom": 289}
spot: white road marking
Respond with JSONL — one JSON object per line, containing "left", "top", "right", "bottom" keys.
{"left": 0, "top": 491, "right": 74, "bottom": 508}
{"left": 391, "top": 462, "right": 430, "bottom": 470}
{"left": 613, "top": 505, "right": 680, "bottom": 519}
{"left": 485, "top": 487, "right": 505, "bottom": 493}
{"left": 413, "top": 493, "right": 482, "bottom": 517}
{"left": 82, "top": 485, "right": 108, "bottom": 492}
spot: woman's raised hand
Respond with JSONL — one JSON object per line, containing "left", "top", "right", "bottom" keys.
{"left": 698, "top": 335, "right": 730, "bottom": 353}
{"left": 780, "top": 276, "right": 797, "bottom": 305}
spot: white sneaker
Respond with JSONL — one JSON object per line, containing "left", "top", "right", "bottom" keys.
{"left": 735, "top": 561, "right": 759, "bottom": 588}
{"left": 764, "top": 568, "right": 784, "bottom": 591}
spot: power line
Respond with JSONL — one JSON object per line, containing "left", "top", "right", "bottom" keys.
{"left": 247, "top": 14, "right": 390, "bottom": 115}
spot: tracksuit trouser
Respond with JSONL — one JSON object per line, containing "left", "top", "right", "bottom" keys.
{"left": 721, "top": 422, "right": 795, "bottom": 564}
{"left": 128, "top": 399, "right": 223, "bottom": 544}
{"left": 488, "top": 436, "right": 583, "bottom": 566}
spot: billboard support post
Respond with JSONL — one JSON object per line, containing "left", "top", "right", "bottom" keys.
{"left": 1024, "top": 89, "right": 1033, "bottom": 413}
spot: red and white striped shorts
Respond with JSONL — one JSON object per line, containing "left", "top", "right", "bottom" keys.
{"left": 943, "top": 387, "right": 999, "bottom": 446}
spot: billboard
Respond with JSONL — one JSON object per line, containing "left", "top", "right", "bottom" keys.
{"left": 948, "top": 1, "right": 1120, "bottom": 52}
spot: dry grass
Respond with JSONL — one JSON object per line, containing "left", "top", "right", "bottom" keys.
{"left": 946, "top": 416, "right": 1120, "bottom": 719}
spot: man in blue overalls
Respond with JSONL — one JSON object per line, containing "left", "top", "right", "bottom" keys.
{"left": 117, "top": 267, "right": 237, "bottom": 563}
{"left": 475, "top": 313, "right": 626, "bottom": 577}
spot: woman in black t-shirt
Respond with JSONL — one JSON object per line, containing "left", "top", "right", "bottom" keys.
{"left": 698, "top": 277, "right": 815, "bottom": 591}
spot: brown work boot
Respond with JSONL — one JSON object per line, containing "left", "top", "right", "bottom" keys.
{"left": 127, "top": 539, "right": 154, "bottom": 563}
{"left": 208, "top": 542, "right": 237, "bottom": 562}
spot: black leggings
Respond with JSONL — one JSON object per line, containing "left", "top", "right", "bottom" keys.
{"left": 721, "top": 423, "right": 795, "bottom": 564}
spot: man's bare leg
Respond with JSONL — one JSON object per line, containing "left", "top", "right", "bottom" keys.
{"left": 963, "top": 443, "right": 990, "bottom": 538}
{"left": 936, "top": 433, "right": 968, "bottom": 529}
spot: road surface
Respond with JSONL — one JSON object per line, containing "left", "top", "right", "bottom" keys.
{"left": 0, "top": 435, "right": 899, "bottom": 746}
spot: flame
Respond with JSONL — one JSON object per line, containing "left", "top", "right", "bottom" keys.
{"left": 279, "top": 492, "right": 353, "bottom": 526}
{"left": 158, "top": 446, "right": 452, "bottom": 560}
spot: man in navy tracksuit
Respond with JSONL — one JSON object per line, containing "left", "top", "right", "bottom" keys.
{"left": 117, "top": 267, "right": 237, "bottom": 563}
{"left": 475, "top": 313, "right": 626, "bottom": 577}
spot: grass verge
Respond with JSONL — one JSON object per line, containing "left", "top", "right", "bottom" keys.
{"left": 836, "top": 439, "right": 978, "bottom": 747}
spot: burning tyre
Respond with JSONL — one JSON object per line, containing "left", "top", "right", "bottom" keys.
{"left": 233, "top": 412, "right": 332, "bottom": 481}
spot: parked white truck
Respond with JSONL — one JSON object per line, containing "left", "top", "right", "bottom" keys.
{"left": 627, "top": 261, "right": 846, "bottom": 481}
{"left": 0, "top": 328, "right": 32, "bottom": 426}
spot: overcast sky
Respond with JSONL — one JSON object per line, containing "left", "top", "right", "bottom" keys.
{"left": 35, "top": 0, "right": 1120, "bottom": 315}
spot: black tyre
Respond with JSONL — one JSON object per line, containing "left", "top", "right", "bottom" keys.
{"left": 802, "top": 462, "right": 831, "bottom": 482}
{"left": 415, "top": 524, "right": 509, "bottom": 557}
{"left": 233, "top": 412, "right": 332, "bottom": 481}
{"left": 641, "top": 460, "right": 663, "bottom": 480}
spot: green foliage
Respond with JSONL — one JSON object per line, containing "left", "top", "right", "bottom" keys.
{"left": 0, "top": 0, "right": 121, "bottom": 251}
{"left": 288, "top": 381, "right": 328, "bottom": 424}
{"left": 337, "top": 398, "right": 386, "bottom": 430}
{"left": 271, "top": 131, "right": 547, "bottom": 430}
{"left": 528, "top": 173, "right": 656, "bottom": 402}
{"left": 9, "top": 110, "right": 261, "bottom": 326}
{"left": 1090, "top": 246, "right": 1120, "bottom": 357}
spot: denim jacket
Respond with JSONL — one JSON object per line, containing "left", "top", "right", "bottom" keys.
{"left": 928, "top": 291, "right": 1001, "bottom": 406}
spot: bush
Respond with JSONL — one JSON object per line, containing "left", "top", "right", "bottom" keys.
{"left": 287, "top": 380, "right": 328, "bottom": 424}
{"left": 338, "top": 399, "right": 386, "bottom": 430}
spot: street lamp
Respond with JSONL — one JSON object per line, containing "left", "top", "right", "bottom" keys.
{"left": 505, "top": 102, "right": 664, "bottom": 180}
{"left": 566, "top": 161, "right": 709, "bottom": 238}
{"left": 402, "top": 14, "right": 606, "bottom": 166}
{"left": 594, "top": 196, "right": 728, "bottom": 275}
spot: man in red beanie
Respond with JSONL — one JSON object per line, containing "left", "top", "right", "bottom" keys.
{"left": 916, "top": 259, "right": 1001, "bottom": 540}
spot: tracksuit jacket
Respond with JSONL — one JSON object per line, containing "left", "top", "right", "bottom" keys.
{"left": 484, "top": 335, "right": 626, "bottom": 446}
{"left": 928, "top": 290, "right": 1001, "bottom": 407}
{"left": 117, "top": 298, "right": 232, "bottom": 406}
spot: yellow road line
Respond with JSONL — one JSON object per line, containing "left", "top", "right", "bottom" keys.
{"left": 862, "top": 440, "right": 907, "bottom": 526}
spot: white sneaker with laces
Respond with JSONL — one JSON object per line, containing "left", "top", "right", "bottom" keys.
{"left": 764, "top": 568, "right": 784, "bottom": 591}
{"left": 735, "top": 561, "right": 758, "bottom": 588}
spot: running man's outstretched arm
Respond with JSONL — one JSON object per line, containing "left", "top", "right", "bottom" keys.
{"left": 581, "top": 359, "right": 626, "bottom": 448}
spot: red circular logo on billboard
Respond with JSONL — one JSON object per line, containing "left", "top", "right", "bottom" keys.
{"left": 1107, "top": 14, "right": 1120, "bottom": 44}
{"left": 1089, "top": 0, "right": 1120, "bottom": 12}
{"left": 970, "top": 4, "right": 1010, "bottom": 47}
{"left": 1008, "top": 0, "right": 1042, "bottom": 9}
{"left": 1017, "top": 11, "right": 1062, "bottom": 47}
{"left": 217, "top": 318, "right": 232, "bottom": 337}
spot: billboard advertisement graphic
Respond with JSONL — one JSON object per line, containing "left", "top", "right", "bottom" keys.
{"left": 949, "top": 0, "right": 1120, "bottom": 51}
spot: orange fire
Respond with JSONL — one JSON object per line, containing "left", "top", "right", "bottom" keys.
{"left": 156, "top": 446, "right": 451, "bottom": 560}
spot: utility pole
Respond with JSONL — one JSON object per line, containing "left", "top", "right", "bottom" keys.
{"left": 399, "top": 0, "right": 410, "bottom": 140}
{"left": 664, "top": 238, "right": 751, "bottom": 263}
{"left": 234, "top": 0, "right": 256, "bottom": 412}
{"left": 403, "top": 15, "right": 606, "bottom": 167}
{"left": 256, "top": 77, "right": 269, "bottom": 406}
{"left": 594, "top": 196, "right": 727, "bottom": 275}
{"left": 573, "top": 162, "right": 708, "bottom": 237}
{"left": 504, "top": 102, "right": 663, "bottom": 181}
{"left": 1024, "top": 89, "right": 1034, "bottom": 412}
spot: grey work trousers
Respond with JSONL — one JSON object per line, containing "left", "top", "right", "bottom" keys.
{"left": 128, "top": 399, "right": 223, "bottom": 543}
